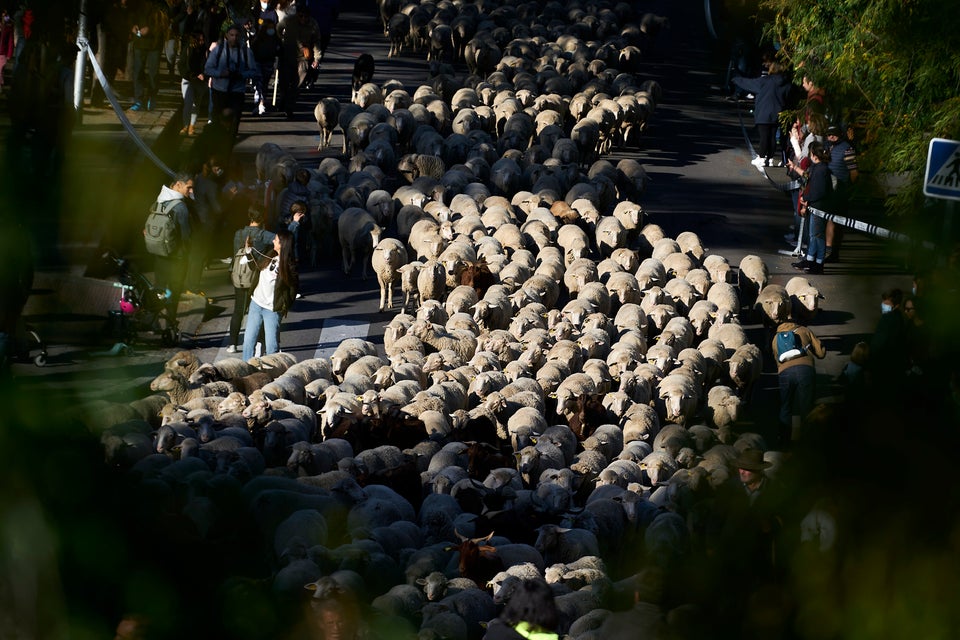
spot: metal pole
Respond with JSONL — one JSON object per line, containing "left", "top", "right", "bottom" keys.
{"left": 73, "top": 0, "right": 89, "bottom": 124}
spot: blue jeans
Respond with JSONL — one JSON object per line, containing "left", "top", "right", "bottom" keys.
{"left": 807, "top": 210, "right": 825, "bottom": 262}
{"left": 243, "top": 299, "right": 280, "bottom": 361}
{"left": 778, "top": 364, "right": 815, "bottom": 426}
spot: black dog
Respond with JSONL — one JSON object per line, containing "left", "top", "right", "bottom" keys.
{"left": 351, "top": 53, "right": 375, "bottom": 103}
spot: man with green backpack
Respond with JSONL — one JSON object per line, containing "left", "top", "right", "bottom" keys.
{"left": 144, "top": 172, "right": 194, "bottom": 335}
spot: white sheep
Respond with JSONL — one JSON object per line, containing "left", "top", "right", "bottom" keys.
{"left": 417, "top": 259, "right": 448, "bottom": 304}
{"left": 738, "top": 254, "right": 769, "bottom": 308}
{"left": 707, "top": 322, "right": 748, "bottom": 356}
{"left": 371, "top": 238, "right": 409, "bottom": 312}
{"left": 706, "top": 281, "right": 741, "bottom": 318}
{"left": 330, "top": 338, "right": 378, "bottom": 380}
{"left": 785, "top": 275, "right": 824, "bottom": 322}
{"left": 728, "top": 343, "right": 762, "bottom": 398}
{"left": 705, "top": 385, "right": 742, "bottom": 430}
{"left": 656, "top": 372, "right": 700, "bottom": 426}
{"left": 702, "top": 253, "right": 732, "bottom": 284}
{"left": 755, "top": 283, "right": 791, "bottom": 327}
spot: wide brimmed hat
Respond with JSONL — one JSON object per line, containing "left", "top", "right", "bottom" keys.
{"left": 731, "top": 448, "right": 771, "bottom": 471}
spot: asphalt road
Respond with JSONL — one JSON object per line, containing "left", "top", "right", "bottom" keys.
{"left": 10, "top": 0, "right": 913, "bottom": 441}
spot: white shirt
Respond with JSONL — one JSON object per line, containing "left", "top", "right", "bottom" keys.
{"left": 251, "top": 257, "right": 279, "bottom": 310}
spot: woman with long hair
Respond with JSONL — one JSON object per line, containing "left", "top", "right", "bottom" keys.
{"left": 242, "top": 228, "right": 299, "bottom": 360}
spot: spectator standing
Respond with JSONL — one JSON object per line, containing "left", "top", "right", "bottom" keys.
{"left": 184, "top": 154, "right": 224, "bottom": 295}
{"left": 198, "top": 0, "right": 227, "bottom": 51}
{"left": 204, "top": 23, "right": 259, "bottom": 139}
{"left": 227, "top": 208, "right": 271, "bottom": 353}
{"left": 129, "top": 0, "right": 166, "bottom": 111}
{"left": 869, "top": 288, "right": 909, "bottom": 393}
{"left": 823, "top": 124, "right": 858, "bottom": 262}
{"left": 277, "top": 0, "right": 320, "bottom": 119}
{"left": 102, "top": 0, "right": 131, "bottom": 82}
{"left": 792, "top": 141, "right": 833, "bottom": 274}
{"left": 253, "top": 0, "right": 280, "bottom": 28}
{"left": 249, "top": 16, "right": 280, "bottom": 116}
{"left": 145, "top": 173, "right": 194, "bottom": 332}
{"left": 241, "top": 228, "right": 299, "bottom": 360}
{"left": 177, "top": 29, "right": 205, "bottom": 136}
{"left": 784, "top": 112, "right": 827, "bottom": 246}
{"left": 772, "top": 320, "right": 826, "bottom": 446}
{"left": 732, "top": 61, "right": 792, "bottom": 168}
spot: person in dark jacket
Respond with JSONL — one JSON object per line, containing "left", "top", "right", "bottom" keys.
{"left": 177, "top": 29, "right": 205, "bottom": 135}
{"left": 241, "top": 228, "right": 299, "bottom": 360}
{"left": 792, "top": 141, "right": 833, "bottom": 274}
{"left": 483, "top": 578, "right": 559, "bottom": 640}
{"left": 732, "top": 61, "right": 793, "bottom": 168}
{"left": 249, "top": 16, "right": 281, "bottom": 115}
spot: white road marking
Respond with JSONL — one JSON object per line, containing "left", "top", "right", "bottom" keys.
{"left": 314, "top": 319, "right": 370, "bottom": 359}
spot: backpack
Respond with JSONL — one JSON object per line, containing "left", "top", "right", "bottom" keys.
{"left": 776, "top": 330, "right": 805, "bottom": 363}
{"left": 231, "top": 242, "right": 257, "bottom": 289}
{"left": 144, "top": 200, "right": 181, "bottom": 257}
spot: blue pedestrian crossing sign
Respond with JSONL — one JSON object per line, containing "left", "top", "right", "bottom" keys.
{"left": 924, "top": 138, "right": 960, "bottom": 201}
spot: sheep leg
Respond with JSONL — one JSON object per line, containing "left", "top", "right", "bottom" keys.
{"left": 342, "top": 245, "right": 353, "bottom": 275}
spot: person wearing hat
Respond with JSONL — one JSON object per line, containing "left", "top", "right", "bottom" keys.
{"left": 715, "top": 446, "right": 789, "bottom": 603}
{"left": 824, "top": 124, "right": 858, "bottom": 262}
{"left": 732, "top": 448, "right": 772, "bottom": 504}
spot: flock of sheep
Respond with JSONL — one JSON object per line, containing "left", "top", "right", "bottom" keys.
{"left": 85, "top": 0, "right": 830, "bottom": 636}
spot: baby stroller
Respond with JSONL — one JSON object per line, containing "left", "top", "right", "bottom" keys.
{"left": 101, "top": 251, "right": 181, "bottom": 347}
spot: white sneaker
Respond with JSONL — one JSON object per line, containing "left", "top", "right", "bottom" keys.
{"left": 226, "top": 344, "right": 238, "bottom": 353}
{"left": 258, "top": 103, "right": 267, "bottom": 115}
{"left": 750, "top": 156, "right": 766, "bottom": 167}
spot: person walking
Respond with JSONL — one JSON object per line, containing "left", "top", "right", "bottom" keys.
{"left": 792, "top": 141, "right": 833, "bottom": 274}
{"left": 241, "top": 228, "right": 299, "bottom": 360}
{"left": 129, "top": 0, "right": 166, "bottom": 111}
{"left": 204, "top": 23, "right": 259, "bottom": 139}
{"left": 731, "top": 61, "right": 792, "bottom": 168}
{"left": 277, "top": 0, "right": 320, "bottom": 119}
{"left": 177, "top": 30, "right": 205, "bottom": 136}
{"left": 249, "top": 16, "right": 281, "bottom": 116}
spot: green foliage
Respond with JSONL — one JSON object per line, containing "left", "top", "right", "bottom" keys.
{"left": 762, "top": 0, "right": 960, "bottom": 217}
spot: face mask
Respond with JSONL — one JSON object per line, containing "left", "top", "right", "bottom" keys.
{"left": 881, "top": 302, "right": 893, "bottom": 314}
{"left": 212, "top": 167, "right": 224, "bottom": 177}
{"left": 260, "top": 1, "right": 269, "bottom": 8}
{"left": 912, "top": 286, "right": 917, "bottom": 296}
{"left": 188, "top": 192, "right": 196, "bottom": 200}
{"left": 266, "top": 28, "right": 275, "bottom": 35}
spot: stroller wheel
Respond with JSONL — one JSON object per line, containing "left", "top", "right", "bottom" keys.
{"left": 34, "top": 352, "right": 47, "bottom": 367}
{"left": 161, "top": 328, "right": 181, "bottom": 347}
